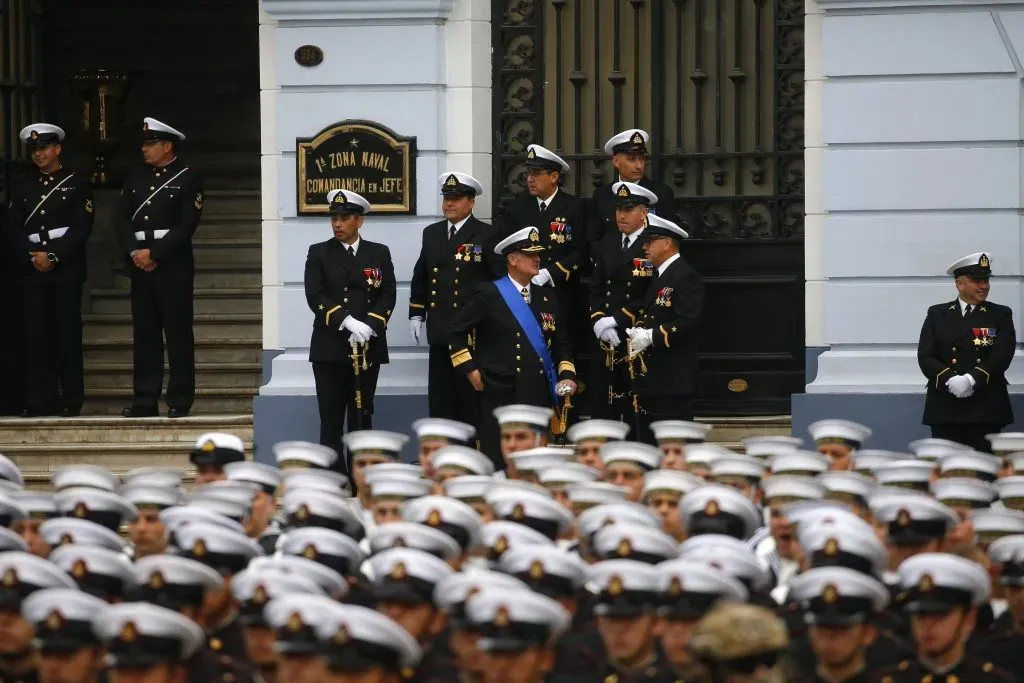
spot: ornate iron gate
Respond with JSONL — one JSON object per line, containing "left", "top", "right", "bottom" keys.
{"left": 492, "top": 0, "right": 805, "bottom": 415}
{"left": 0, "top": 0, "right": 41, "bottom": 202}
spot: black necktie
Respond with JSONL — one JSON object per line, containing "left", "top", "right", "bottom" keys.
{"left": 622, "top": 235, "right": 629, "bottom": 252}
{"left": 539, "top": 201, "right": 547, "bottom": 214}
{"left": 347, "top": 246, "right": 355, "bottom": 259}
{"left": 964, "top": 304, "right": 973, "bottom": 318}
{"left": 448, "top": 224, "right": 456, "bottom": 241}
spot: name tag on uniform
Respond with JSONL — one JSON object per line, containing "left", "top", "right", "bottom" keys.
{"left": 632, "top": 258, "right": 654, "bottom": 277}
{"left": 655, "top": 287, "right": 673, "bottom": 307}
{"left": 363, "top": 268, "right": 383, "bottom": 288}
{"left": 973, "top": 328, "right": 996, "bottom": 347}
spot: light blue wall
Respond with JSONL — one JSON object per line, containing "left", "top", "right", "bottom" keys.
{"left": 796, "top": 0, "right": 1024, "bottom": 446}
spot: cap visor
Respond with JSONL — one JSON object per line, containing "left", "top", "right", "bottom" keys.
{"left": 593, "top": 603, "right": 647, "bottom": 618}
{"left": 805, "top": 612, "right": 867, "bottom": 628}
{"left": 477, "top": 637, "right": 534, "bottom": 653}
{"left": 517, "top": 245, "right": 546, "bottom": 253}
{"left": 904, "top": 600, "right": 958, "bottom": 614}
{"left": 373, "top": 583, "right": 431, "bottom": 605}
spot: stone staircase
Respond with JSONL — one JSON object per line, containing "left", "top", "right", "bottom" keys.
{"left": 700, "top": 415, "right": 792, "bottom": 450}
{"left": 81, "top": 189, "right": 263, "bottom": 416}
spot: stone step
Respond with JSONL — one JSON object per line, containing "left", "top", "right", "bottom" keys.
{"left": 83, "top": 338, "right": 261, "bottom": 364}
{"left": 90, "top": 288, "right": 262, "bottom": 316}
{"left": 111, "top": 264, "right": 262, "bottom": 290}
{"left": 201, "top": 189, "right": 262, "bottom": 216}
{"left": 84, "top": 362, "right": 261, "bottom": 390}
{"left": 0, "top": 414, "right": 253, "bottom": 446}
{"left": 79, "top": 388, "right": 256, "bottom": 416}
{"left": 198, "top": 216, "right": 261, "bottom": 241}
{"left": 192, "top": 237, "right": 261, "bottom": 265}
{"left": 82, "top": 314, "right": 261, "bottom": 342}
{"left": 699, "top": 415, "right": 793, "bottom": 449}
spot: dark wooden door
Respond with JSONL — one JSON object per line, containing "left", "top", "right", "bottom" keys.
{"left": 492, "top": 0, "right": 805, "bottom": 415}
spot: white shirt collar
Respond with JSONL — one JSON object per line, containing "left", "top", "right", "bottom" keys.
{"left": 449, "top": 215, "right": 472, "bottom": 233}
{"left": 657, "top": 252, "right": 680, "bottom": 277}
{"left": 622, "top": 226, "right": 645, "bottom": 247}
{"left": 537, "top": 189, "right": 558, "bottom": 209}
{"left": 507, "top": 274, "right": 531, "bottom": 293}
{"left": 958, "top": 298, "right": 973, "bottom": 314}
{"left": 342, "top": 237, "right": 361, "bottom": 254}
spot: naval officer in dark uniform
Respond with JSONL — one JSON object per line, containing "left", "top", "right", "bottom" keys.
{"left": 116, "top": 117, "right": 204, "bottom": 418}
{"left": 623, "top": 213, "right": 703, "bottom": 445}
{"left": 5, "top": 123, "right": 93, "bottom": 417}
{"left": 917, "top": 252, "right": 1015, "bottom": 452}
{"left": 305, "top": 189, "right": 397, "bottom": 472}
{"left": 448, "top": 226, "right": 578, "bottom": 465}
{"left": 409, "top": 172, "right": 501, "bottom": 425}
{"left": 588, "top": 129, "right": 676, "bottom": 247}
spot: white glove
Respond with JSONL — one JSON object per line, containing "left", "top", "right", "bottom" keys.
{"left": 599, "top": 327, "right": 621, "bottom": 346}
{"left": 946, "top": 374, "right": 976, "bottom": 399}
{"left": 532, "top": 268, "right": 553, "bottom": 287}
{"left": 410, "top": 317, "right": 423, "bottom": 345}
{"left": 341, "top": 316, "right": 375, "bottom": 343}
{"left": 626, "top": 327, "right": 653, "bottom": 356}
{"left": 593, "top": 316, "right": 617, "bottom": 339}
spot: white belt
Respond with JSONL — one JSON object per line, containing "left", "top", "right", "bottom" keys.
{"left": 27, "top": 227, "right": 69, "bottom": 244}
{"left": 134, "top": 229, "right": 170, "bottom": 240}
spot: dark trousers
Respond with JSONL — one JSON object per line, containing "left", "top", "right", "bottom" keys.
{"left": 428, "top": 343, "right": 478, "bottom": 426}
{"left": 931, "top": 423, "right": 1003, "bottom": 453}
{"left": 0, "top": 280, "right": 24, "bottom": 414}
{"left": 312, "top": 360, "right": 381, "bottom": 475}
{"left": 20, "top": 279, "right": 85, "bottom": 412}
{"left": 635, "top": 394, "right": 694, "bottom": 446}
{"left": 129, "top": 277, "right": 195, "bottom": 411}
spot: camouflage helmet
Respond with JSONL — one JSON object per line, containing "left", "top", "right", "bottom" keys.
{"left": 688, "top": 603, "right": 788, "bottom": 663}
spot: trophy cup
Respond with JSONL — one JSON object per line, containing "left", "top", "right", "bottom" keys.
{"left": 71, "top": 70, "right": 129, "bottom": 186}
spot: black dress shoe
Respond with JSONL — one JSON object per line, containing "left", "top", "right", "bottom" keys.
{"left": 59, "top": 408, "right": 81, "bottom": 418}
{"left": 167, "top": 408, "right": 190, "bottom": 419}
{"left": 122, "top": 406, "right": 159, "bottom": 418}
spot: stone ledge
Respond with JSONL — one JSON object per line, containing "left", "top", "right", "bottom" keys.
{"left": 262, "top": 0, "right": 454, "bottom": 22}
{"left": 817, "top": 0, "right": 1024, "bottom": 8}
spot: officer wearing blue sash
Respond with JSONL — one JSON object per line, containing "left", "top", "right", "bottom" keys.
{"left": 449, "top": 226, "right": 578, "bottom": 466}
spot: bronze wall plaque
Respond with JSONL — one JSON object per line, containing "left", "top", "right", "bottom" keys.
{"left": 297, "top": 120, "right": 417, "bottom": 215}
{"left": 294, "top": 45, "right": 324, "bottom": 67}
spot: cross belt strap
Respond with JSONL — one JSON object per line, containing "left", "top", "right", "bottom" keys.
{"left": 131, "top": 167, "right": 190, "bottom": 221}
{"left": 24, "top": 173, "right": 74, "bottom": 225}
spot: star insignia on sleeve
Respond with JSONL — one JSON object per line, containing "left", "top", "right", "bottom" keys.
{"left": 318, "top": 304, "right": 324, "bottom": 310}
{"left": 671, "top": 326, "right": 677, "bottom": 332}
{"left": 572, "top": 265, "right": 578, "bottom": 270}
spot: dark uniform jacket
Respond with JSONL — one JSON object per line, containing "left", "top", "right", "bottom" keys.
{"left": 918, "top": 300, "right": 1015, "bottom": 426}
{"left": 115, "top": 158, "right": 203, "bottom": 282}
{"left": 448, "top": 279, "right": 576, "bottom": 407}
{"left": 304, "top": 238, "right": 397, "bottom": 365}
{"left": 869, "top": 655, "right": 1015, "bottom": 683}
{"left": 5, "top": 167, "right": 94, "bottom": 283}
{"left": 548, "top": 625, "right": 676, "bottom": 683}
{"left": 634, "top": 255, "right": 704, "bottom": 398}
{"left": 208, "top": 617, "right": 256, "bottom": 683}
{"left": 589, "top": 228, "right": 656, "bottom": 333}
{"left": 408, "top": 215, "right": 502, "bottom": 346}
{"left": 588, "top": 177, "right": 676, "bottom": 249}
{"left": 498, "top": 190, "right": 589, "bottom": 285}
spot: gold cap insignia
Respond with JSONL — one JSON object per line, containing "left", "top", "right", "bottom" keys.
{"left": 59, "top": 533, "right": 74, "bottom": 546}
{"left": 148, "top": 571, "right": 165, "bottom": 590}
{"left": 333, "top": 624, "right": 350, "bottom": 645}
{"left": 527, "top": 148, "right": 536, "bottom": 159}
{"left": 616, "top": 538, "right": 632, "bottom": 557}
{"left": 601, "top": 517, "right": 615, "bottom": 528}
{"left": 896, "top": 509, "right": 911, "bottom": 527}
{"left": 512, "top": 503, "right": 526, "bottom": 521}
{"left": 704, "top": 499, "right": 720, "bottom": 517}
{"left": 45, "top": 610, "right": 63, "bottom": 631}
{"left": 617, "top": 185, "right": 630, "bottom": 198}
{"left": 494, "top": 535, "right": 509, "bottom": 554}
{"left": 919, "top": 574, "right": 934, "bottom": 592}
{"left": 201, "top": 439, "right": 216, "bottom": 453}
{"left": 287, "top": 612, "right": 303, "bottom": 632}
{"left": 445, "top": 174, "right": 458, "bottom": 187}
{"left": 2, "top": 568, "right": 18, "bottom": 587}
{"left": 630, "top": 131, "right": 644, "bottom": 145}
{"left": 296, "top": 504, "right": 310, "bottom": 522}
{"left": 302, "top": 544, "right": 318, "bottom": 560}
{"left": 528, "top": 229, "right": 540, "bottom": 243}
{"left": 667, "top": 577, "right": 683, "bottom": 596}
{"left": 73, "top": 502, "right": 88, "bottom": 518}
{"left": 30, "top": 130, "right": 38, "bottom": 140}
{"left": 494, "top": 605, "right": 510, "bottom": 627}
{"left": 426, "top": 509, "right": 442, "bottom": 527}
{"left": 391, "top": 562, "right": 408, "bottom": 580}
{"left": 608, "top": 574, "right": 624, "bottom": 596}
{"left": 71, "top": 559, "right": 88, "bottom": 580}
{"left": 192, "top": 539, "right": 207, "bottom": 558}
{"left": 253, "top": 585, "right": 269, "bottom": 606}
{"left": 823, "top": 584, "right": 839, "bottom": 604}
{"left": 529, "top": 560, "right": 545, "bottom": 579}
{"left": 980, "top": 254, "right": 990, "bottom": 268}
{"left": 120, "top": 621, "right": 139, "bottom": 643}
{"left": 393, "top": 536, "right": 407, "bottom": 548}
{"left": 824, "top": 538, "right": 839, "bottom": 557}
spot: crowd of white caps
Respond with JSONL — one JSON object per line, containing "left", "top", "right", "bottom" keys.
{"left": 0, "top": 406, "right": 1022, "bottom": 675}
